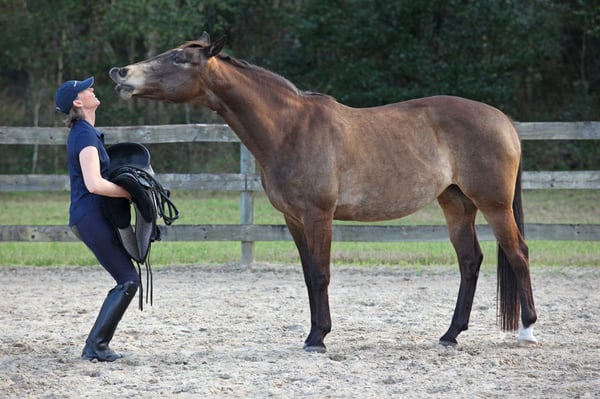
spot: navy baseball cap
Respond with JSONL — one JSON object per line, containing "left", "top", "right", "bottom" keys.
{"left": 55, "top": 76, "right": 94, "bottom": 113}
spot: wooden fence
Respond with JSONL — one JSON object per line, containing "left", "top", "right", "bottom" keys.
{"left": 1, "top": 122, "right": 599, "bottom": 265}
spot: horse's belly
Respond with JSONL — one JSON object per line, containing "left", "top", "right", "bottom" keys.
{"left": 334, "top": 178, "right": 447, "bottom": 222}
{"left": 334, "top": 203, "right": 430, "bottom": 222}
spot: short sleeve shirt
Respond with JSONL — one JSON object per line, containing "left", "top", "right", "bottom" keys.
{"left": 66, "top": 120, "right": 110, "bottom": 226}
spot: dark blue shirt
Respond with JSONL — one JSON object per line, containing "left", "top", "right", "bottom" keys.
{"left": 66, "top": 120, "right": 109, "bottom": 226}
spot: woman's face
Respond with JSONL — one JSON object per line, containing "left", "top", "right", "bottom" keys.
{"left": 75, "top": 87, "right": 100, "bottom": 110}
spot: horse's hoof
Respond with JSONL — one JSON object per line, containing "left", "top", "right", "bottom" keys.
{"left": 303, "top": 344, "right": 327, "bottom": 353}
{"left": 517, "top": 325, "right": 538, "bottom": 346}
{"left": 439, "top": 333, "right": 458, "bottom": 347}
{"left": 439, "top": 339, "right": 457, "bottom": 347}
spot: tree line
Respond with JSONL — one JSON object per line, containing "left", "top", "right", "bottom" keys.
{"left": 0, "top": 0, "right": 598, "bottom": 173}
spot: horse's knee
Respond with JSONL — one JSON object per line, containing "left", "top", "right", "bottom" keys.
{"left": 310, "top": 269, "right": 330, "bottom": 291}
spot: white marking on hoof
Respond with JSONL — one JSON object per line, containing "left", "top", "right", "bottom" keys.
{"left": 518, "top": 325, "right": 538, "bottom": 346}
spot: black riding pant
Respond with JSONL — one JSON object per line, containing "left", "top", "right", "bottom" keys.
{"left": 72, "top": 207, "right": 139, "bottom": 285}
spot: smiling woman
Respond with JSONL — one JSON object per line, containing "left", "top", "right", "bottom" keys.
{"left": 55, "top": 75, "right": 142, "bottom": 362}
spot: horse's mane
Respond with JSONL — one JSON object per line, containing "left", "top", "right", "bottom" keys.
{"left": 219, "top": 54, "right": 328, "bottom": 98}
{"left": 218, "top": 53, "right": 305, "bottom": 95}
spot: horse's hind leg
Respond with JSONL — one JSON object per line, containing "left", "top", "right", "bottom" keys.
{"left": 437, "top": 186, "right": 483, "bottom": 346}
{"left": 479, "top": 207, "right": 537, "bottom": 344}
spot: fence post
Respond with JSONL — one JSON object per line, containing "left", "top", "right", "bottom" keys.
{"left": 240, "top": 144, "right": 255, "bottom": 265}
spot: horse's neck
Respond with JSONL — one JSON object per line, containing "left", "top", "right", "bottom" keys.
{"left": 211, "top": 61, "right": 297, "bottom": 164}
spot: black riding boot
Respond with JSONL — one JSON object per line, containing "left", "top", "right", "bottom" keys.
{"left": 81, "top": 281, "right": 138, "bottom": 362}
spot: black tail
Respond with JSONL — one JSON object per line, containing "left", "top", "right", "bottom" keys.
{"left": 497, "top": 160, "right": 524, "bottom": 332}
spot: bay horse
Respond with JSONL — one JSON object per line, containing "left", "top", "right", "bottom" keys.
{"left": 109, "top": 32, "right": 537, "bottom": 352}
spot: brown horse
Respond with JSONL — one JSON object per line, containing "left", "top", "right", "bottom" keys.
{"left": 110, "top": 32, "right": 537, "bottom": 352}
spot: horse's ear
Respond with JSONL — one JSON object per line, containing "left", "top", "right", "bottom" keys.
{"left": 204, "top": 35, "right": 227, "bottom": 58}
{"left": 197, "top": 31, "right": 211, "bottom": 47}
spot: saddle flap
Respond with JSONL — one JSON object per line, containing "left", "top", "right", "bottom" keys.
{"left": 116, "top": 225, "right": 142, "bottom": 262}
{"left": 114, "top": 205, "right": 156, "bottom": 264}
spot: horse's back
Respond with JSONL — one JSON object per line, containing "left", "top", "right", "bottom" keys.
{"left": 354, "top": 95, "right": 522, "bottom": 177}
{"left": 371, "top": 95, "right": 518, "bottom": 146}
{"left": 329, "top": 95, "right": 520, "bottom": 169}
{"left": 402, "top": 95, "right": 518, "bottom": 139}
{"left": 328, "top": 95, "right": 518, "bottom": 150}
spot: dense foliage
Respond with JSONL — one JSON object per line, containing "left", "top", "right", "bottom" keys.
{"left": 1, "top": 0, "right": 598, "bottom": 172}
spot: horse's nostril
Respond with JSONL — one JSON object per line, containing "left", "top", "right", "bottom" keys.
{"left": 119, "top": 68, "right": 128, "bottom": 78}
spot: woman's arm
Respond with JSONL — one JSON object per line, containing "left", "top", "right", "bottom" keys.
{"left": 80, "top": 146, "right": 130, "bottom": 198}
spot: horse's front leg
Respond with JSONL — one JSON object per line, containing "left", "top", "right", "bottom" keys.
{"left": 284, "top": 214, "right": 333, "bottom": 353}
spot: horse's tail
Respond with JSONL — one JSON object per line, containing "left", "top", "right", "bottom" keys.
{"left": 497, "top": 159, "right": 523, "bottom": 332}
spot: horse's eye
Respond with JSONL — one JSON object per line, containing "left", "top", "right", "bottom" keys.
{"left": 172, "top": 52, "right": 187, "bottom": 64}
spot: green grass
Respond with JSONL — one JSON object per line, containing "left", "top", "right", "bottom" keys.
{"left": 0, "top": 190, "right": 598, "bottom": 267}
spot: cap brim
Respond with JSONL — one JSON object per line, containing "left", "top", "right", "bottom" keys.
{"left": 79, "top": 76, "right": 94, "bottom": 90}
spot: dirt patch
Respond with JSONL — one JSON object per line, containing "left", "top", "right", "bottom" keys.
{"left": 1, "top": 264, "right": 599, "bottom": 398}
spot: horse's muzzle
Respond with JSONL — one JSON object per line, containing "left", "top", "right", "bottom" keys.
{"left": 109, "top": 68, "right": 135, "bottom": 100}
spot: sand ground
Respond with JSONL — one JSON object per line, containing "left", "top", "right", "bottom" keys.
{"left": 1, "top": 263, "right": 599, "bottom": 398}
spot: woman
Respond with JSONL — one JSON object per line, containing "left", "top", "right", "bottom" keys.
{"left": 55, "top": 77, "right": 139, "bottom": 362}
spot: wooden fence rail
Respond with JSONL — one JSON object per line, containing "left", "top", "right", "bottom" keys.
{"left": 1, "top": 122, "right": 599, "bottom": 264}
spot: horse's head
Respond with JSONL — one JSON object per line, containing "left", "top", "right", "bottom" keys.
{"left": 109, "top": 32, "right": 226, "bottom": 103}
